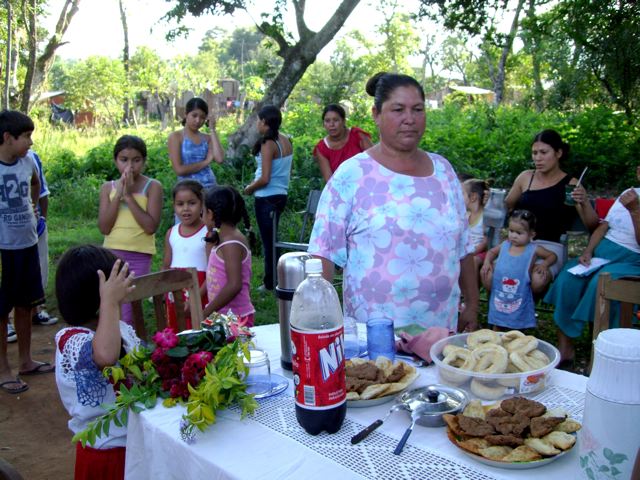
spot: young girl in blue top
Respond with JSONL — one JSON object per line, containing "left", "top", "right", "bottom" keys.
{"left": 244, "top": 105, "right": 293, "bottom": 291}
{"left": 480, "top": 210, "right": 557, "bottom": 330}
{"left": 168, "top": 97, "right": 224, "bottom": 190}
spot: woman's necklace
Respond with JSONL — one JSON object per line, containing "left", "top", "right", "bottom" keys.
{"left": 327, "top": 127, "right": 349, "bottom": 148}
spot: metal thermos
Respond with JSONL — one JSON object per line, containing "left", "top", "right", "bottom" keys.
{"left": 275, "top": 252, "right": 313, "bottom": 370}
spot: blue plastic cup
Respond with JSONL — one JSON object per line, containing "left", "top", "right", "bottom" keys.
{"left": 366, "top": 318, "right": 395, "bottom": 362}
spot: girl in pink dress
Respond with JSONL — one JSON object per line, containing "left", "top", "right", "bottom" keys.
{"left": 203, "top": 186, "right": 256, "bottom": 326}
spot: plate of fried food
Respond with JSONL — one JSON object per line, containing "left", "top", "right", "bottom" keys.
{"left": 444, "top": 396, "right": 581, "bottom": 469}
{"left": 346, "top": 357, "right": 419, "bottom": 407}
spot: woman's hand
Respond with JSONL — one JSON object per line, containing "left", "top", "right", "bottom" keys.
{"left": 578, "top": 251, "right": 593, "bottom": 267}
{"left": 620, "top": 188, "right": 640, "bottom": 213}
{"left": 208, "top": 114, "right": 217, "bottom": 131}
{"left": 571, "top": 184, "right": 589, "bottom": 205}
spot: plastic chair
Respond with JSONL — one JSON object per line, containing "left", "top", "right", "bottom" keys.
{"left": 122, "top": 268, "right": 204, "bottom": 341}
{"left": 589, "top": 272, "right": 640, "bottom": 372}
{"left": 272, "top": 189, "right": 321, "bottom": 286}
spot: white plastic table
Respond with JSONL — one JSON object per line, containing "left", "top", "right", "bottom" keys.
{"left": 125, "top": 324, "right": 588, "bottom": 480}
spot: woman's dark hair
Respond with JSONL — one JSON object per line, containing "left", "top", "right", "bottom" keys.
{"left": 56, "top": 245, "right": 120, "bottom": 326}
{"left": 510, "top": 209, "right": 537, "bottom": 232}
{"left": 252, "top": 105, "right": 282, "bottom": 155}
{"left": 172, "top": 179, "right": 204, "bottom": 203}
{"left": 532, "top": 129, "right": 570, "bottom": 162}
{"left": 113, "top": 135, "right": 147, "bottom": 160}
{"left": 365, "top": 72, "right": 425, "bottom": 111}
{"left": 204, "top": 185, "right": 256, "bottom": 249}
{"left": 181, "top": 97, "right": 209, "bottom": 126}
{"left": 322, "top": 104, "right": 346, "bottom": 121}
{"left": 464, "top": 178, "right": 489, "bottom": 202}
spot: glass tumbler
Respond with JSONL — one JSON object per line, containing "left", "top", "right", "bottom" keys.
{"left": 243, "top": 348, "right": 272, "bottom": 397}
{"left": 366, "top": 318, "right": 395, "bottom": 362}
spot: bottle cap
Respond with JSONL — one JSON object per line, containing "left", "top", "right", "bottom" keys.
{"left": 305, "top": 258, "right": 322, "bottom": 274}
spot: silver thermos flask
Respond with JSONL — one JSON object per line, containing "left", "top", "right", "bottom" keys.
{"left": 275, "top": 252, "right": 313, "bottom": 370}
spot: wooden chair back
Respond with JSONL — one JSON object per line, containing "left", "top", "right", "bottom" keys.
{"left": 123, "top": 268, "right": 204, "bottom": 340}
{"left": 590, "top": 272, "right": 640, "bottom": 372}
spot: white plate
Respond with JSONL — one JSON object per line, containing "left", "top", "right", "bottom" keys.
{"left": 347, "top": 394, "right": 398, "bottom": 408}
{"left": 447, "top": 429, "right": 575, "bottom": 469}
{"left": 346, "top": 360, "right": 419, "bottom": 408}
{"left": 253, "top": 373, "right": 289, "bottom": 399}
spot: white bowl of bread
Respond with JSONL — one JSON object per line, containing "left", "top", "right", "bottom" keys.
{"left": 430, "top": 330, "right": 560, "bottom": 400}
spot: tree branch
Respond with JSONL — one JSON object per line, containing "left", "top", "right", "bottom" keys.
{"left": 292, "top": 0, "right": 312, "bottom": 41}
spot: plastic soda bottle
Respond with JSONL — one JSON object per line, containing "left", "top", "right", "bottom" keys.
{"left": 289, "top": 258, "right": 346, "bottom": 435}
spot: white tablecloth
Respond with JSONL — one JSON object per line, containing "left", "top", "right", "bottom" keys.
{"left": 125, "top": 324, "right": 588, "bottom": 480}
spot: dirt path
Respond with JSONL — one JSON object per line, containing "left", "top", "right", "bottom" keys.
{"left": 0, "top": 322, "right": 74, "bottom": 479}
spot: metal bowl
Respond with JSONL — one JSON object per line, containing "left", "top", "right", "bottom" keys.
{"left": 399, "top": 385, "right": 469, "bottom": 427}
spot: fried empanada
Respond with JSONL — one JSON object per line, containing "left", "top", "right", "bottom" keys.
{"left": 463, "top": 400, "right": 486, "bottom": 419}
{"left": 478, "top": 446, "right": 513, "bottom": 460}
{"left": 543, "top": 431, "right": 576, "bottom": 450}
{"left": 524, "top": 437, "right": 561, "bottom": 456}
{"left": 501, "top": 445, "right": 542, "bottom": 462}
{"left": 457, "top": 438, "right": 490, "bottom": 455}
{"left": 554, "top": 418, "right": 582, "bottom": 433}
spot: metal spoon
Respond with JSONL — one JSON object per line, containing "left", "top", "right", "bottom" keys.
{"left": 395, "top": 354, "right": 430, "bottom": 367}
{"left": 351, "top": 402, "right": 407, "bottom": 444}
{"left": 393, "top": 404, "right": 428, "bottom": 455}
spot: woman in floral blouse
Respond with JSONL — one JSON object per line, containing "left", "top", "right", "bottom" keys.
{"left": 307, "top": 72, "right": 478, "bottom": 334}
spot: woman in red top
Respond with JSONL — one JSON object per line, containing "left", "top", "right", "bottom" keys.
{"left": 313, "top": 104, "right": 373, "bottom": 181}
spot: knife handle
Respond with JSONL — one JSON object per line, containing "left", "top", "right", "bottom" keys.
{"left": 351, "top": 419, "right": 383, "bottom": 444}
{"left": 393, "top": 426, "right": 413, "bottom": 455}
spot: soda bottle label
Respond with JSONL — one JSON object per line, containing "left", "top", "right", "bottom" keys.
{"left": 291, "top": 325, "right": 346, "bottom": 409}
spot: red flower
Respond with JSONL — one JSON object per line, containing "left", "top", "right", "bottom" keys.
{"left": 152, "top": 328, "right": 179, "bottom": 350}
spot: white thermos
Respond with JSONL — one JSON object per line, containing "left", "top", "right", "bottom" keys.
{"left": 578, "top": 328, "right": 640, "bottom": 480}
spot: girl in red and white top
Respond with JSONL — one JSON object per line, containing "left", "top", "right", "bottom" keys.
{"left": 313, "top": 103, "right": 373, "bottom": 182}
{"left": 163, "top": 180, "right": 209, "bottom": 330}
{"left": 54, "top": 245, "right": 138, "bottom": 480}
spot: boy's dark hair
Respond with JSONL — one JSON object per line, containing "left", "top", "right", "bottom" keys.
{"left": 172, "top": 179, "right": 204, "bottom": 202}
{"left": 0, "top": 110, "right": 34, "bottom": 144}
{"left": 252, "top": 105, "right": 282, "bottom": 156}
{"left": 204, "top": 185, "right": 256, "bottom": 249}
{"left": 113, "top": 135, "right": 147, "bottom": 160}
{"left": 55, "top": 245, "right": 119, "bottom": 326}
{"left": 510, "top": 209, "right": 537, "bottom": 232}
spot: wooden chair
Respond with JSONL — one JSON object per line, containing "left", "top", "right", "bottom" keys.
{"left": 122, "top": 268, "right": 204, "bottom": 341}
{"left": 590, "top": 272, "right": 640, "bottom": 371}
{"left": 271, "top": 189, "right": 322, "bottom": 287}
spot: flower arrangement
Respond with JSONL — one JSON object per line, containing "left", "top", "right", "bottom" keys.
{"left": 73, "top": 321, "right": 258, "bottom": 446}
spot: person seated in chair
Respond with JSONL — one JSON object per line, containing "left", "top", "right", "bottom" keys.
{"left": 544, "top": 164, "right": 640, "bottom": 365}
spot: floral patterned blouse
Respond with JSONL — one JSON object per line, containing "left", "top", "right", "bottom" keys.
{"left": 307, "top": 151, "right": 473, "bottom": 332}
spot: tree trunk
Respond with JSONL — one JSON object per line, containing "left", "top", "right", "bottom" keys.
{"left": 119, "top": 0, "right": 130, "bottom": 124}
{"left": 493, "top": 0, "right": 525, "bottom": 105}
{"left": 226, "top": 0, "right": 360, "bottom": 157}
{"left": 3, "top": 0, "right": 12, "bottom": 109}
{"left": 30, "top": 0, "right": 81, "bottom": 103}
{"left": 20, "top": 0, "right": 37, "bottom": 112}
{"left": 526, "top": 0, "right": 543, "bottom": 111}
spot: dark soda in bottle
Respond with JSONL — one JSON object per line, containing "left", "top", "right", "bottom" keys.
{"left": 290, "top": 258, "right": 346, "bottom": 435}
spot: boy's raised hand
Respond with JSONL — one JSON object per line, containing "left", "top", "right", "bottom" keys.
{"left": 97, "top": 259, "right": 136, "bottom": 306}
